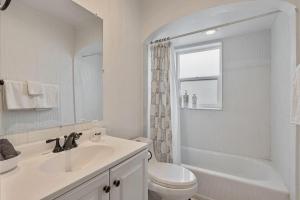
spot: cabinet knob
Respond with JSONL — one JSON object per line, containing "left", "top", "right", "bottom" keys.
{"left": 103, "top": 186, "right": 111, "bottom": 193}
{"left": 113, "top": 180, "right": 121, "bottom": 187}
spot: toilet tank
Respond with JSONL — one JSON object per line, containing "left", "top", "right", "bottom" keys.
{"left": 133, "top": 137, "right": 157, "bottom": 163}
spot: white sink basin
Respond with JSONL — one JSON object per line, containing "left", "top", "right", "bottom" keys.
{"left": 40, "top": 145, "right": 114, "bottom": 173}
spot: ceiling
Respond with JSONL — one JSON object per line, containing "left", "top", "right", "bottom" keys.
{"left": 172, "top": 12, "right": 278, "bottom": 47}
{"left": 149, "top": 1, "right": 282, "bottom": 46}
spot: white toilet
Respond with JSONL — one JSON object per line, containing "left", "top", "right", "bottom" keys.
{"left": 134, "top": 137, "right": 198, "bottom": 200}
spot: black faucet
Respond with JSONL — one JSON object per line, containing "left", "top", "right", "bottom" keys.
{"left": 46, "top": 132, "right": 82, "bottom": 153}
{"left": 62, "top": 132, "right": 82, "bottom": 151}
{"left": 46, "top": 138, "right": 63, "bottom": 153}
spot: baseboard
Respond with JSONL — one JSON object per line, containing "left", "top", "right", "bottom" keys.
{"left": 193, "top": 194, "right": 215, "bottom": 200}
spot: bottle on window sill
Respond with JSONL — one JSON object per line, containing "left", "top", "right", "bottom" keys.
{"left": 183, "top": 90, "right": 189, "bottom": 107}
{"left": 192, "top": 94, "right": 197, "bottom": 108}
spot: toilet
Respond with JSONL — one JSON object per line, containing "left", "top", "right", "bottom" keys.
{"left": 134, "top": 137, "right": 198, "bottom": 200}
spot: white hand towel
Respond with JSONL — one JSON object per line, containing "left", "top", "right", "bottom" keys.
{"left": 27, "top": 81, "right": 44, "bottom": 96}
{"left": 36, "top": 84, "right": 59, "bottom": 109}
{"left": 3, "top": 80, "right": 36, "bottom": 110}
{"left": 291, "top": 65, "right": 300, "bottom": 124}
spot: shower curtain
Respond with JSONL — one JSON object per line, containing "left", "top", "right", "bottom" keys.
{"left": 150, "top": 42, "right": 180, "bottom": 163}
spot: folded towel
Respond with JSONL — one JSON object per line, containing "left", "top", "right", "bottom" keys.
{"left": 36, "top": 84, "right": 59, "bottom": 109}
{"left": 291, "top": 65, "right": 300, "bottom": 124}
{"left": 0, "top": 139, "right": 18, "bottom": 160}
{"left": 3, "top": 80, "right": 36, "bottom": 110}
{"left": 27, "top": 81, "right": 44, "bottom": 96}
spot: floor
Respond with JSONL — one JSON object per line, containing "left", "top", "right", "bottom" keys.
{"left": 149, "top": 191, "right": 202, "bottom": 200}
{"left": 192, "top": 196, "right": 211, "bottom": 200}
{"left": 149, "top": 193, "right": 200, "bottom": 200}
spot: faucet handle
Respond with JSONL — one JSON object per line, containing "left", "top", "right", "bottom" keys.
{"left": 46, "top": 138, "right": 63, "bottom": 153}
{"left": 71, "top": 132, "right": 82, "bottom": 148}
{"left": 73, "top": 132, "right": 82, "bottom": 141}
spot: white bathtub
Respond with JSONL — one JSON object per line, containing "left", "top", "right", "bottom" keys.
{"left": 181, "top": 146, "right": 289, "bottom": 200}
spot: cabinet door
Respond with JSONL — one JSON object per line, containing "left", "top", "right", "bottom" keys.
{"left": 110, "top": 151, "right": 148, "bottom": 200}
{"left": 55, "top": 171, "right": 110, "bottom": 200}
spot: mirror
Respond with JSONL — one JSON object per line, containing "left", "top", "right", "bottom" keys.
{"left": 0, "top": 0, "right": 103, "bottom": 134}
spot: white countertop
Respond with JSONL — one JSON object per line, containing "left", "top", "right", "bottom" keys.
{"left": 0, "top": 135, "right": 147, "bottom": 200}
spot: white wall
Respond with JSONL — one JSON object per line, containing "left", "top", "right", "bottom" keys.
{"left": 271, "top": 11, "right": 296, "bottom": 191}
{"left": 180, "top": 30, "right": 271, "bottom": 159}
{"left": 96, "top": 0, "right": 144, "bottom": 139}
{"left": 0, "top": 1, "right": 75, "bottom": 134}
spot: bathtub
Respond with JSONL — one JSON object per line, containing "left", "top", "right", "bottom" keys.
{"left": 181, "top": 146, "right": 289, "bottom": 200}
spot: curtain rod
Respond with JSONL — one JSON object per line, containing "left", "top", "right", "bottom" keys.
{"left": 150, "top": 10, "right": 281, "bottom": 44}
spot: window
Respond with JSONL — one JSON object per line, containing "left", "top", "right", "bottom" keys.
{"left": 177, "top": 42, "right": 222, "bottom": 110}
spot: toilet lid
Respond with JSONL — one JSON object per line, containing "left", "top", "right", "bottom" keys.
{"left": 149, "top": 162, "right": 197, "bottom": 189}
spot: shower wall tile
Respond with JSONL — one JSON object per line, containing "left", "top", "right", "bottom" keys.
{"left": 180, "top": 30, "right": 271, "bottom": 159}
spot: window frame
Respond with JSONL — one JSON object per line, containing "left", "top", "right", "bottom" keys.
{"left": 175, "top": 42, "right": 223, "bottom": 110}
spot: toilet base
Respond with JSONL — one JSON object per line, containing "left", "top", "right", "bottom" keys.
{"left": 149, "top": 181, "right": 197, "bottom": 200}
{"left": 161, "top": 198, "right": 192, "bottom": 200}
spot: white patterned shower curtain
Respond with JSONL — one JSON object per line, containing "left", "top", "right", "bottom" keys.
{"left": 150, "top": 42, "right": 173, "bottom": 163}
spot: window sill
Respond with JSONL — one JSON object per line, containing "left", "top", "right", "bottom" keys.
{"left": 181, "top": 106, "right": 223, "bottom": 111}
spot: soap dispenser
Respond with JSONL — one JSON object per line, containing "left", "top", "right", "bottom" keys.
{"left": 90, "top": 132, "right": 102, "bottom": 142}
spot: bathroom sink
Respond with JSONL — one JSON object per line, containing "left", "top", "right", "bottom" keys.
{"left": 39, "top": 145, "right": 114, "bottom": 173}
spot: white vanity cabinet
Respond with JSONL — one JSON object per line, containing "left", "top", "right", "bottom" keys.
{"left": 55, "top": 171, "right": 110, "bottom": 200}
{"left": 110, "top": 150, "right": 148, "bottom": 200}
{"left": 55, "top": 150, "right": 148, "bottom": 200}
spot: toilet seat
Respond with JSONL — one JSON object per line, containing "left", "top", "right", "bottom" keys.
{"left": 149, "top": 162, "right": 197, "bottom": 189}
